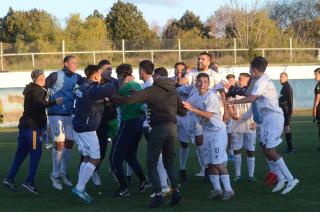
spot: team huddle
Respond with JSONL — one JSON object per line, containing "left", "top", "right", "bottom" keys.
{"left": 3, "top": 53, "right": 302, "bottom": 208}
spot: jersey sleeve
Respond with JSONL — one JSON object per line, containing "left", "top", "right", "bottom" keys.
{"left": 251, "top": 77, "right": 269, "bottom": 96}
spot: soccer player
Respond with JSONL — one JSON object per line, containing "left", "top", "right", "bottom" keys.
{"left": 313, "top": 68, "right": 320, "bottom": 151}
{"left": 228, "top": 56, "right": 299, "bottom": 195}
{"left": 109, "top": 64, "right": 148, "bottom": 197}
{"left": 72, "top": 65, "right": 116, "bottom": 203}
{"left": 90, "top": 59, "right": 119, "bottom": 186}
{"left": 183, "top": 73, "right": 234, "bottom": 200}
{"left": 227, "top": 73, "right": 257, "bottom": 182}
{"left": 3, "top": 70, "right": 63, "bottom": 194}
{"left": 112, "top": 67, "right": 187, "bottom": 208}
{"left": 279, "top": 72, "right": 295, "bottom": 153}
{"left": 46, "top": 55, "right": 83, "bottom": 190}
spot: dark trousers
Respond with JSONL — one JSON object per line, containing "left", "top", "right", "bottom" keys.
{"left": 7, "top": 128, "right": 43, "bottom": 184}
{"left": 147, "top": 122, "right": 178, "bottom": 193}
{"left": 109, "top": 118, "right": 146, "bottom": 189}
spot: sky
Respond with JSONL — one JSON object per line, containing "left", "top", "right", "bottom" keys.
{"left": 0, "top": 0, "right": 229, "bottom": 28}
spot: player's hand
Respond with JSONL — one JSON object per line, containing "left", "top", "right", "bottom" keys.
{"left": 250, "top": 122, "right": 257, "bottom": 130}
{"left": 55, "top": 97, "right": 63, "bottom": 105}
{"left": 179, "top": 77, "right": 189, "bottom": 85}
{"left": 182, "top": 101, "right": 193, "bottom": 111}
{"left": 231, "top": 115, "right": 239, "bottom": 121}
{"left": 312, "top": 110, "right": 316, "bottom": 118}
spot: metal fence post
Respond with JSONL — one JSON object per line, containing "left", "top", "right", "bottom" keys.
{"left": 262, "top": 49, "right": 265, "bottom": 57}
{"left": 122, "top": 39, "right": 125, "bottom": 63}
{"left": 31, "top": 53, "right": 35, "bottom": 69}
{"left": 62, "top": 40, "right": 65, "bottom": 59}
{"left": 0, "top": 42, "right": 3, "bottom": 72}
{"left": 93, "top": 52, "right": 96, "bottom": 64}
{"left": 233, "top": 39, "right": 237, "bottom": 64}
{"left": 178, "top": 39, "right": 181, "bottom": 61}
{"left": 290, "top": 37, "right": 293, "bottom": 62}
{"left": 318, "top": 49, "right": 320, "bottom": 62}
{"left": 151, "top": 50, "right": 154, "bottom": 63}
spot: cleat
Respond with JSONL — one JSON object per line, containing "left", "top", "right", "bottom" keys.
{"left": 248, "top": 176, "right": 258, "bottom": 183}
{"left": 92, "top": 171, "right": 101, "bottom": 186}
{"left": 221, "top": 190, "right": 235, "bottom": 200}
{"left": 286, "top": 149, "right": 295, "bottom": 154}
{"left": 272, "top": 179, "right": 287, "bottom": 192}
{"left": 138, "top": 180, "right": 148, "bottom": 194}
{"left": 163, "top": 187, "right": 172, "bottom": 197}
{"left": 83, "top": 190, "right": 94, "bottom": 201}
{"left": 233, "top": 176, "right": 242, "bottom": 182}
{"left": 22, "top": 182, "right": 39, "bottom": 195}
{"left": 3, "top": 178, "right": 16, "bottom": 191}
{"left": 112, "top": 188, "right": 130, "bottom": 198}
{"left": 45, "top": 143, "right": 53, "bottom": 150}
{"left": 195, "top": 168, "right": 205, "bottom": 177}
{"left": 208, "top": 190, "right": 223, "bottom": 199}
{"left": 179, "top": 170, "right": 188, "bottom": 182}
{"left": 59, "top": 173, "right": 73, "bottom": 187}
{"left": 149, "top": 194, "right": 166, "bottom": 208}
{"left": 170, "top": 189, "right": 181, "bottom": 205}
{"left": 281, "top": 179, "right": 299, "bottom": 195}
{"left": 72, "top": 187, "right": 92, "bottom": 203}
{"left": 50, "top": 174, "right": 63, "bottom": 190}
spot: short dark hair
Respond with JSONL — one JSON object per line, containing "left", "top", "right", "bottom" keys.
{"left": 280, "top": 72, "right": 288, "bottom": 77}
{"left": 196, "top": 73, "right": 210, "bottom": 81}
{"left": 239, "top": 73, "right": 251, "bottom": 78}
{"left": 314, "top": 68, "right": 320, "bottom": 74}
{"left": 139, "top": 60, "right": 154, "bottom": 75}
{"left": 154, "top": 67, "right": 168, "bottom": 77}
{"left": 116, "top": 63, "right": 133, "bottom": 78}
{"left": 250, "top": 56, "right": 268, "bottom": 73}
{"left": 174, "top": 62, "right": 187, "bottom": 69}
{"left": 84, "top": 65, "right": 100, "bottom": 78}
{"left": 63, "top": 55, "right": 76, "bottom": 63}
{"left": 31, "top": 69, "right": 44, "bottom": 82}
{"left": 199, "top": 52, "right": 212, "bottom": 61}
{"left": 226, "top": 74, "right": 235, "bottom": 80}
{"left": 97, "top": 59, "right": 111, "bottom": 69}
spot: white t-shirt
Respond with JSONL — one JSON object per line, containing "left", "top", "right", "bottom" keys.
{"left": 188, "top": 90, "right": 225, "bottom": 131}
{"left": 251, "top": 74, "right": 283, "bottom": 115}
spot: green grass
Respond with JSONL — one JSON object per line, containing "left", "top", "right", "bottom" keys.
{"left": 0, "top": 115, "right": 319, "bottom": 212}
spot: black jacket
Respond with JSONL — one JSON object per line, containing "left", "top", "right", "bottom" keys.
{"left": 18, "top": 82, "right": 56, "bottom": 129}
{"left": 112, "top": 78, "right": 187, "bottom": 127}
{"left": 279, "top": 81, "right": 293, "bottom": 115}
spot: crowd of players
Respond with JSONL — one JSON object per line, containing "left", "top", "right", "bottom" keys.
{"left": 4, "top": 52, "right": 312, "bottom": 208}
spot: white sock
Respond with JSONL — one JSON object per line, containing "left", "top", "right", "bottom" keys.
{"left": 271, "top": 161, "right": 285, "bottom": 181}
{"left": 275, "top": 157, "right": 294, "bottom": 182}
{"left": 76, "top": 162, "right": 96, "bottom": 191}
{"left": 60, "top": 148, "right": 72, "bottom": 175}
{"left": 266, "top": 159, "right": 275, "bottom": 172}
{"left": 157, "top": 154, "right": 169, "bottom": 188}
{"left": 126, "top": 164, "right": 133, "bottom": 176}
{"left": 209, "top": 175, "right": 222, "bottom": 191}
{"left": 234, "top": 154, "right": 242, "bottom": 177}
{"left": 79, "top": 161, "right": 87, "bottom": 177}
{"left": 247, "top": 157, "right": 255, "bottom": 177}
{"left": 220, "top": 175, "right": 232, "bottom": 192}
{"left": 179, "top": 147, "right": 189, "bottom": 170}
{"left": 197, "top": 145, "right": 206, "bottom": 167}
{"left": 52, "top": 149, "right": 62, "bottom": 178}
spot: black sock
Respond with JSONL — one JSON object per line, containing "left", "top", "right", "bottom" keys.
{"left": 285, "top": 133, "right": 293, "bottom": 150}
{"left": 118, "top": 177, "right": 128, "bottom": 190}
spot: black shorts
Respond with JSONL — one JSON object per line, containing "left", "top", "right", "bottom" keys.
{"left": 284, "top": 114, "right": 292, "bottom": 126}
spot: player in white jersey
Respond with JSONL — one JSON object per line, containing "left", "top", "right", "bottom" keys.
{"left": 228, "top": 56, "right": 299, "bottom": 195}
{"left": 183, "top": 73, "right": 234, "bottom": 200}
{"left": 227, "top": 73, "right": 257, "bottom": 182}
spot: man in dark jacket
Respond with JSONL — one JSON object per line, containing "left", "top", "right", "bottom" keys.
{"left": 279, "top": 72, "right": 294, "bottom": 153}
{"left": 3, "top": 70, "right": 63, "bottom": 194}
{"left": 72, "top": 65, "right": 116, "bottom": 203}
{"left": 112, "top": 67, "right": 187, "bottom": 208}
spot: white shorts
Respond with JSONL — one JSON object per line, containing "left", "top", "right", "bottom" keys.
{"left": 177, "top": 115, "right": 190, "bottom": 143}
{"left": 203, "top": 129, "right": 228, "bottom": 165}
{"left": 73, "top": 131, "right": 100, "bottom": 159}
{"left": 48, "top": 115, "right": 74, "bottom": 142}
{"left": 259, "top": 112, "right": 284, "bottom": 149}
{"left": 231, "top": 132, "right": 256, "bottom": 151}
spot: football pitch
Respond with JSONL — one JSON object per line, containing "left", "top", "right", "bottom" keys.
{"left": 0, "top": 114, "right": 319, "bottom": 212}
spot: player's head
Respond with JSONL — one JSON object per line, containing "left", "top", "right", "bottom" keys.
{"left": 209, "top": 62, "right": 219, "bottom": 73}
{"left": 280, "top": 72, "right": 288, "bottom": 84}
{"left": 116, "top": 63, "right": 133, "bottom": 83}
{"left": 239, "top": 73, "right": 251, "bottom": 87}
{"left": 139, "top": 60, "right": 154, "bottom": 81}
{"left": 84, "top": 65, "right": 101, "bottom": 82}
{"left": 63, "top": 55, "right": 77, "bottom": 73}
{"left": 250, "top": 56, "right": 268, "bottom": 77}
{"left": 226, "top": 74, "right": 236, "bottom": 85}
{"left": 98, "top": 59, "right": 112, "bottom": 79}
{"left": 197, "top": 52, "right": 212, "bottom": 71}
{"left": 196, "top": 73, "right": 210, "bottom": 94}
{"left": 174, "top": 62, "right": 187, "bottom": 78}
{"left": 31, "top": 69, "right": 45, "bottom": 86}
{"left": 153, "top": 67, "right": 168, "bottom": 80}
{"left": 314, "top": 68, "right": 320, "bottom": 81}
